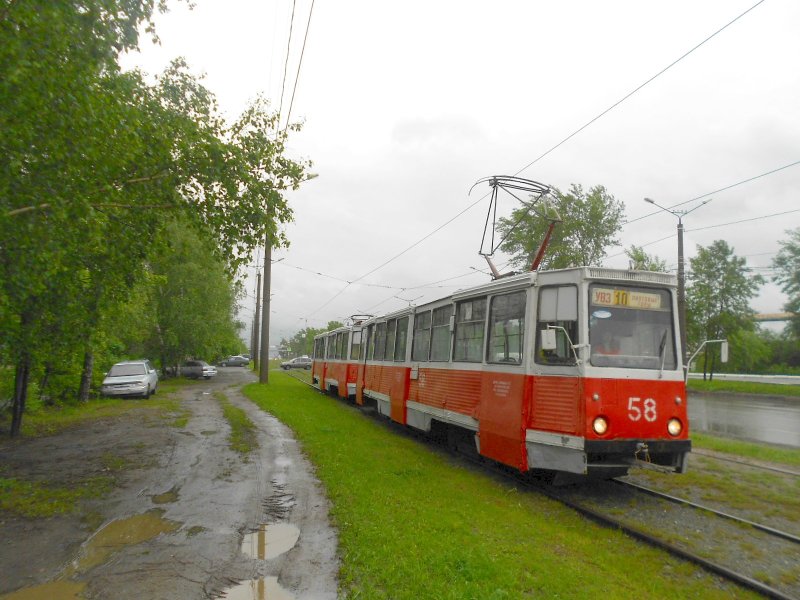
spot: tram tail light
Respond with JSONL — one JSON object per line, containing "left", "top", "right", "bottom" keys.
{"left": 667, "top": 418, "right": 682, "bottom": 437}
{"left": 592, "top": 416, "right": 608, "bottom": 435}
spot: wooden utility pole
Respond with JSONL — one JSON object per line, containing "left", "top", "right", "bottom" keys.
{"left": 259, "top": 240, "right": 271, "bottom": 384}
{"left": 252, "top": 271, "right": 261, "bottom": 364}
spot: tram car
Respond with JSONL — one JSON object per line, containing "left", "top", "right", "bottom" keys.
{"left": 312, "top": 266, "right": 689, "bottom": 479}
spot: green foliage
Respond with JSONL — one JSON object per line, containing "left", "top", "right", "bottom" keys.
{"left": 0, "top": 0, "right": 311, "bottom": 434}
{"left": 686, "top": 240, "right": 763, "bottom": 372}
{"left": 498, "top": 184, "right": 625, "bottom": 270}
{"left": 279, "top": 321, "right": 344, "bottom": 357}
{"left": 772, "top": 227, "right": 800, "bottom": 338}
{"left": 142, "top": 221, "right": 245, "bottom": 370}
{"left": 625, "top": 245, "right": 668, "bottom": 272}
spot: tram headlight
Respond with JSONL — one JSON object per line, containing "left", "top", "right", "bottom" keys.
{"left": 592, "top": 416, "right": 608, "bottom": 435}
{"left": 667, "top": 418, "right": 683, "bottom": 437}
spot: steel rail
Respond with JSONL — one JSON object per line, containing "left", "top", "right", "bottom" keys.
{"left": 615, "top": 479, "right": 800, "bottom": 545}
{"left": 290, "top": 373, "right": 795, "bottom": 599}
{"left": 530, "top": 481, "right": 796, "bottom": 600}
{"left": 691, "top": 448, "right": 800, "bottom": 477}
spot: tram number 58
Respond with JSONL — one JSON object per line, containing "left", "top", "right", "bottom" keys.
{"left": 628, "top": 397, "right": 657, "bottom": 422}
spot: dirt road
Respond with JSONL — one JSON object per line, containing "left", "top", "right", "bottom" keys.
{"left": 0, "top": 368, "right": 338, "bottom": 599}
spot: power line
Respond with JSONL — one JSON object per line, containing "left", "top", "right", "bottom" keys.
{"left": 688, "top": 208, "right": 800, "bottom": 233}
{"left": 283, "top": 0, "right": 315, "bottom": 134}
{"left": 514, "top": 0, "right": 767, "bottom": 176}
{"left": 304, "top": 1, "right": 767, "bottom": 314}
{"left": 608, "top": 208, "right": 800, "bottom": 259}
{"left": 625, "top": 158, "right": 800, "bottom": 227}
{"left": 276, "top": 0, "right": 298, "bottom": 127}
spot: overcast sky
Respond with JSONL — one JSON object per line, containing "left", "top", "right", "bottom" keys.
{"left": 121, "top": 0, "right": 800, "bottom": 347}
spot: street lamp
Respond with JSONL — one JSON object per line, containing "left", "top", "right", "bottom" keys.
{"left": 643, "top": 197, "right": 711, "bottom": 364}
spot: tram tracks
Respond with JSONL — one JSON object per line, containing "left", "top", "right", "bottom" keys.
{"left": 291, "top": 374, "right": 800, "bottom": 599}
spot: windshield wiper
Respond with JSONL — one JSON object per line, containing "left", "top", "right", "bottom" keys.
{"left": 658, "top": 329, "right": 669, "bottom": 378}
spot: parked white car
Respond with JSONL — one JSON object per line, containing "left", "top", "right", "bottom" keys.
{"left": 101, "top": 360, "right": 159, "bottom": 398}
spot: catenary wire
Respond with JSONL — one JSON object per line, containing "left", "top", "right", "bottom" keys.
{"left": 305, "top": 1, "right": 768, "bottom": 314}
{"left": 276, "top": 0, "right": 297, "bottom": 129}
{"left": 282, "top": 0, "right": 315, "bottom": 135}
{"left": 624, "top": 158, "right": 800, "bottom": 227}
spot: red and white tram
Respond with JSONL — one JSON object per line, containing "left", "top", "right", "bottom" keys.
{"left": 313, "top": 266, "right": 689, "bottom": 479}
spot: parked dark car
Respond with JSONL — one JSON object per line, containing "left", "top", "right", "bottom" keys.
{"left": 281, "top": 356, "right": 312, "bottom": 370}
{"left": 179, "top": 360, "right": 217, "bottom": 379}
{"left": 219, "top": 355, "right": 249, "bottom": 367}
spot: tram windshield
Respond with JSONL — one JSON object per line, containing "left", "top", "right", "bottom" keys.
{"left": 588, "top": 284, "right": 677, "bottom": 370}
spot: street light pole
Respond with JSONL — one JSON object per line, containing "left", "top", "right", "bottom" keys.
{"left": 644, "top": 197, "right": 711, "bottom": 364}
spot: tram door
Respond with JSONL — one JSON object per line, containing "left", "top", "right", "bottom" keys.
{"left": 355, "top": 325, "right": 370, "bottom": 405}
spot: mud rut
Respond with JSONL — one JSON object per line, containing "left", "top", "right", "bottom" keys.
{"left": 0, "top": 368, "right": 338, "bottom": 600}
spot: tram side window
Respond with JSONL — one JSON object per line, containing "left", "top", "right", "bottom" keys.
{"left": 373, "top": 322, "right": 387, "bottom": 360}
{"left": 350, "top": 329, "right": 362, "bottom": 360}
{"left": 367, "top": 324, "right": 375, "bottom": 360}
{"left": 333, "top": 333, "right": 341, "bottom": 359}
{"left": 487, "top": 291, "right": 526, "bottom": 364}
{"left": 430, "top": 305, "right": 453, "bottom": 361}
{"left": 386, "top": 319, "right": 397, "bottom": 362}
{"left": 313, "top": 338, "right": 323, "bottom": 360}
{"left": 454, "top": 298, "right": 487, "bottom": 362}
{"left": 411, "top": 311, "right": 432, "bottom": 361}
{"left": 326, "top": 336, "right": 335, "bottom": 359}
{"left": 536, "top": 285, "right": 578, "bottom": 365}
{"left": 394, "top": 316, "right": 409, "bottom": 361}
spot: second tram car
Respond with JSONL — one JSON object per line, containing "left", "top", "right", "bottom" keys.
{"left": 313, "top": 266, "right": 690, "bottom": 479}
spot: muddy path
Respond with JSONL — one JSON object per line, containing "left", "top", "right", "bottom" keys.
{"left": 0, "top": 368, "right": 338, "bottom": 599}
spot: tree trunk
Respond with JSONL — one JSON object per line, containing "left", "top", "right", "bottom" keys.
{"left": 77, "top": 350, "right": 94, "bottom": 402}
{"left": 709, "top": 353, "right": 716, "bottom": 382}
{"left": 11, "top": 354, "right": 31, "bottom": 437}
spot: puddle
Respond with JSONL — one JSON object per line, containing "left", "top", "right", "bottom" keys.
{"left": 152, "top": 485, "right": 180, "bottom": 504}
{"left": 241, "top": 523, "right": 300, "bottom": 560}
{"left": 67, "top": 511, "right": 181, "bottom": 575}
{"left": 0, "top": 581, "right": 85, "bottom": 600}
{"left": 222, "top": 577, "right": 294, "bottom": 600}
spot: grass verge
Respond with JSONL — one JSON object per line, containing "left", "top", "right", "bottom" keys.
{"left": 0, "top": 378, "right": 197, "bottom": 438}
{"left": 0, "top": 476, "right": 114, "bottom": 518}
{"left": 687, "top": 378, "right": 800, "bottom": 398}
{"left": 692, "top": 432, "right": 800, "bottom": 467}
{"left": 244, "top": 372, "right": 756, "bottom": 599}
{"left": 215, "top": 391, "right": 258, "bottom": 456}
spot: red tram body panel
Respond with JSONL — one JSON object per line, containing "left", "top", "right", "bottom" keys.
{"left": 312, "top": 267, "right": 691, "bottom": 479}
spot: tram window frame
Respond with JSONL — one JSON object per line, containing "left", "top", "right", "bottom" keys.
{"left": 454, "top": 297, "right": 487, "bottom": 362}
{"left": 430, "top": 305, "right": 453, "bottom": 361}
{"left": 350, "top": 329, "right": 362, "bottom": 361}
{"left": 373, "top": 322, "right": 387, "bottom": 360}
{"left": 487, "top": 291, "right": 526, "bottom": 365}
{"left": 411, "top": 310, "right": 432, "bottom": 361}
{"left": 535, "top": 285, "right": 578, "bottom": 366}
{"left": 394, "top": 316, "right": 409, "bottom": 361}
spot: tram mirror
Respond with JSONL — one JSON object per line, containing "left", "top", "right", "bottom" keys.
{"left": 541, "top": 329, "right": 557, "bottom": 351}
{"left": 720, "top": 340, "right": 729, "bottom": 363}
